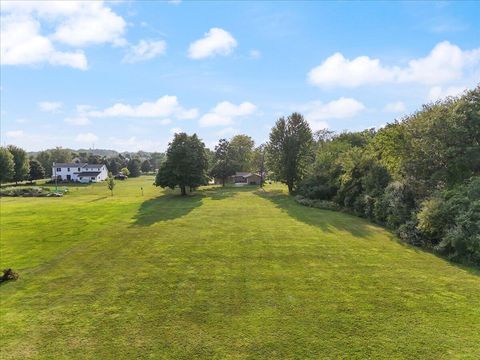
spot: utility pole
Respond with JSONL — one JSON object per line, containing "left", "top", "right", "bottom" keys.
{"left": 54, "top": 162, "right": 58, "bottom": 192}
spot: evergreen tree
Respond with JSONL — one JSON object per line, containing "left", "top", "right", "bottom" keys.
{"left": 28, "top": 159, "right": 45, "bottom": 181}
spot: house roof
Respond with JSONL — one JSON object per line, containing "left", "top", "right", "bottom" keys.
{"left": 232, "top": 172, "right": 261, "bottom": 178}
{"left": 54, "top": 163, "right": 86, "bottom": 167}
{"left": 77, "top": 171, "right": 101, "bottom": 177}
{"left": 53, "top": 163, "right": 104, "bottom": 168}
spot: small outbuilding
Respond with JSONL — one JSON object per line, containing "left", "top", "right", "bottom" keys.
{"left": 231, "top": 172, "right": 262, "bottom": 185}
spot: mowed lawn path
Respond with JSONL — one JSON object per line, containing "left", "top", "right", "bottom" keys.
{"left": 1, "top": 177, "right": 479, "bottom": 359}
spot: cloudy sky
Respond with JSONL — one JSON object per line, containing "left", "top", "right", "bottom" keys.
{"left": 1, "top": 0, "right": 479, "bottom": 151}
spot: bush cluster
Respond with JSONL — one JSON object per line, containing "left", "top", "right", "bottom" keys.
{"left": 296, "top": 86, "right": 480, "bottom": 266}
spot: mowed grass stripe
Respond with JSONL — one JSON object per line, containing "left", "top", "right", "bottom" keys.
{"left": 1, "top": 177, "right": 479, "bottom": 359}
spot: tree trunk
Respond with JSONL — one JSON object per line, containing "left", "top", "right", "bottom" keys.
{"left": 287, "top": 182, "right": 293, "bottom": 194}
{"left": 180, "top": 185, "right": 186, "bottom": 196}
{"left": 222, "top": 177, "right": 225, "bottom": 187}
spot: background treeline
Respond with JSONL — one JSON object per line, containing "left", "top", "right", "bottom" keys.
{"left": 293, "top": 86, "right": 479, "bottom": 265}
{"left": 0, "top": 146, "right": 166, "bottom": 184}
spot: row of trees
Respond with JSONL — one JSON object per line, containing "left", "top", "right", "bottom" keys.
{"left": 0, "top": 146, "right": 45, "bottom": 184}
{"left": 0, "top": 144, "right": 163, "bottom": 184}
{"left": 276, "top": 86, "right": 479, "bottom": 265}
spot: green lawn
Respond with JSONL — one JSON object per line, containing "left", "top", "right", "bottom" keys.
{"left": 1, "top": 176, "right": 479, "bottom": 359}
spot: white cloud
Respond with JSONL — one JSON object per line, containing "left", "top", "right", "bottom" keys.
{"left": 1, "top": 15, "right": 87, "bottom": 70}
{"left": 397, "top": 42, "right": 480, "bottom": 84}
{"left": 51, "top": 2, "right": 126, "bottom": 47}
{"left": 0, "top": 1, "right": 126, "bottom": 70}
{"left": 5, "top": 130, "right": 24, "bottom": 138}
{"left": 75, "top": 132, "right": 98, "bottom": 143}
{"left": 88, "top": 95, "right": 198, "bottom": 119}
{"left": 38, "top": 101, "right": 62, "bottom": 112}
{"left": 383, "top": 101, "right": 406, "bottom": 113}
{"left": 123, "top": 39, "right": 166, "bottom": 63}
{"left": 199, "top": 101, "right": 257, "bottom": 127}
{"left": 300, "top": 97, "right": 365, "bottom": 131}
{"left": 167, "top": 0, "right": 182, "bottom": 4}
{"left": 65, "top": 116, "right": 90, "bottom": 126}
{"left": 308, "top": 41, "right": 480, "bottom": 88}
{"left": 427, "top": 85, "right": 467, "bottom": 102}
{"left": 170, "top": 127, "right": 182, "bottom": 134}
{"left": 188, "top": 28, "right": 237, "bottom": 59}
{"left": 308, "top": 53, "right": 396, "bottom": 88}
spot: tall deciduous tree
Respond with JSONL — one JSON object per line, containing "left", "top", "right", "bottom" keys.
{"left": 229, "top": 134, "right": 255, "bottom": 171}
{"left": 141, "top": 159, "right": 152, "bottom": 173}
{"left": 155, "top": 133, "right": 208, "bottom": 195}
{"left": 266, "top": 113, "right": 313, "bottom": 193}
{"left": 28, "top": 160, "right": 45, "bottom": 181}
{"left": 209, "top": 139, "right": 235, "bottom": 186}
{"left": 7, "top": 145, "right": 30, "bottom": 184}
{"left": 251, "top": 144, "right": 267, "bottom": 187}
{"left": 0, "top": 147, "right": 15, "bottom": 184}
{"left": 127, "top": 158, "right": 141, "bottom": 177}
{"left": 36, "top": 151, "right": 53, "bottom": 177}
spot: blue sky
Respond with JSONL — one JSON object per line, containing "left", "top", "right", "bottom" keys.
{"left": 1, "top": 0, "right": 479, "bottom": 151}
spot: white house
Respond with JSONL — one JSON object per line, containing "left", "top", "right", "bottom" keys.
{"left": 52, "top": 163, "right": 108, "bottom": 183}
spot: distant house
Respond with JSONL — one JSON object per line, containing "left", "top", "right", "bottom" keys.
{"left": 231, "top": 172, "right": 262, "bottom": 185}
{"left": 52, "top": 163, "right": 108, "bottom": 183}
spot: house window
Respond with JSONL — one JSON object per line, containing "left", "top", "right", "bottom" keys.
{"left": 91, "top": 177, "right": 95, "bottom": 180}
{"left": 78, "top": 168, "right": 81, "bottom": 171}
{"left": 56, "top": 168, "right": 61, "bottom": 172}
{"left": 67, "top": 168, "right": 70, "bottom": 171}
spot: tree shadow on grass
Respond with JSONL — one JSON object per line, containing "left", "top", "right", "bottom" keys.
{"left": 256, "top": 189, "right": 375, "bottom": 238}
{"left": 199, "top": 185, "right": 255, "bottom": 200}
{"left": 132, "top": 186, "right": 248, "bottom": 226}
{"left": 257, "top": 189, "right": 480, "bottom": 275}
{"left": 132, "top": 192, "right": 204, "bottom": 226}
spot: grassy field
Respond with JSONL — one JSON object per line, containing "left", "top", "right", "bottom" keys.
{"left": 1, "top": 176, "right": 479, "bottom": 359}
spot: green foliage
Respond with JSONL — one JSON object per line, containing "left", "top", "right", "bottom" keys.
{"left": 141, "top": 159, "right": 151, "bottom": 173}
{"left": 127, "top": 158, "right": 141, "bottom": 177}
{"left": 229, "top": 134, "right": 255, "bottom": 171}
{"left": 107, "top": 176, "right": 116, "bottom": 196}
{"left": 155, "top": 133, "right": 208, "bottom": 195}
{"left": 35, "top": 147, "right": 72, "bottom": 177}
{"left": 7, "top": 145, "right": 30, "bottom": 183}
{"left": 121, "top": 167, "right": 130, "bottom": 176}
{"left": 0, "top": 147, "right": 15, "bottom": 183}
{"left": 417, "top": 177, "right": 480, "bottom": 265}
{"left": 296, "top": 85, "right": 480, "bottom": 264}
{"left": 28, "top": 159, "right": 45, "bottom": 181}
{"left": 267, "top": 112, "right": 313, "bottom": 193}
{"left": 209, "top": 139, "right": 235, "bottom": 186}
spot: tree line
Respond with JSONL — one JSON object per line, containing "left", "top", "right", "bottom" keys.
{"left": 0, "top": 146, "right": 164, "bottom": 184}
